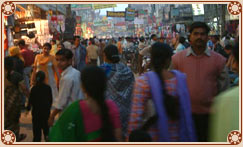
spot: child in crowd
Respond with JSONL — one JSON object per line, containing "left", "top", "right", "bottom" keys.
{"left": 27, "top": 71, "right": 52, "bottom": 142}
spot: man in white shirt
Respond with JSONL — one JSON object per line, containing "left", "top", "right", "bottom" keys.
{"left": 48, "top": 49, "right": 83, "bottom": 126}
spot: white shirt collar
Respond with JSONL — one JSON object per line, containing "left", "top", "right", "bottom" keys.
{"left": 186, "top": 46, "right": 211, "bottom": 57}
{"left": 61, "top": 65, "right": 72, "bottom": 77}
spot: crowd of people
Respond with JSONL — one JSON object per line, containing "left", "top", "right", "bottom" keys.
{"left": 4, "top": 21, "right": 239, "bottom": 142}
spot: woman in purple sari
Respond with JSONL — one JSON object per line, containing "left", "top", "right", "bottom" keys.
{"left": 127, "top": 42, "right": 197, "bottom": 142}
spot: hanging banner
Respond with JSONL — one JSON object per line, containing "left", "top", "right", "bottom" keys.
{"left": 125, "top": 8, "right": 135, "bottom": 21}
{"left": 107, "top": 11, "right": 125, "bottom": 17}
{"left": 93, "top": 4, "right": 117, "bottom": 10}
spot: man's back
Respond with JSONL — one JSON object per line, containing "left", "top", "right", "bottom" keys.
{"left": 20, "top": 48, "right": 34, "bottom": 67}
{"left": 87, "top": 45, "right": 98, "bottom": 60}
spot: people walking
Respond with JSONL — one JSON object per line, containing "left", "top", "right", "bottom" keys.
{"left": 127, "top": 42, "right": 196, "bottom": 142}
{"left": 73, "top": 36, "right": 87, "bottom": 72}
{"left": 48, "top": 49, "right": 83, "bottom": 127}
{"left": 87, "top": 38, "right": 99, "bottom": 66}
{"left": 8, "top": 46, "right": 25, "bottom": 76}
{"left": 100, "top": 44, "right": 135, "bottom": 138}
{"left": 209, "top": 42, "right": 239, "bottom": 142}
{"left": 18, "top": 39, "right": 34, "bottom": 106}
{"left": 4, "top": 56, "right": 29, "bottom": 141}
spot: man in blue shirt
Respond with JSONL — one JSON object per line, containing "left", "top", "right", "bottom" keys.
{"left": 73, "top": 36, "right": 87, "bottom": 72}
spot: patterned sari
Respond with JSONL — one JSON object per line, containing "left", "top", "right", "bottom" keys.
{"left": 4, "top": 72, "right": 23, "bottom": 140}
{"left": 100, "top": 63, "right": 135, "bottom": 136}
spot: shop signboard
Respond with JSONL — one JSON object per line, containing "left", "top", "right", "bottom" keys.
{"left": 107, "top": 11, "right": 125, "bottom": 17}
{"left": 135, "top": 11, "right": 139, "bottom": 17}
{"left": 115, "top": 21, "right": 126, "bottom": 26}
{"left": 192, "top": 4, "right": 204, "bottom": 15}
{"left": 128, "top": 24, "right": 135, "bottom": 30}
{"left": 101, "top": 26, "right": 108, "bottom": 31}
{"left": 125, "top": 8, "right": 135, "bottom": 21}
{"left": 138, "top": 9, "right": 148, "bottom": 15}
{"left": 93, "top": 20, "right": 108, "bottom": 26}
{"left": 179, "top": 7, "right": 193, "bottom": 17}
{"left": 134, "top": 18, "right": 144, "bottom": 25}
{"left": 93, "top": 4, "right": 117, "bottom": 10}
{"left": 193, "top": 15, "right": 204, "bottom": 22}
{"left": 171, "top": 8, "right": 179, "bottom": 17}
{"left": 76, "top": 16, "right": 82, "bottom": 24}
{"left": 71, "top": 4, "right": 92, "bottom": 10}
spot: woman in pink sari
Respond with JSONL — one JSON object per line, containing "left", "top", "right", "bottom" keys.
{"left": 49, "top": 66, "right": 122, "bottom": 142}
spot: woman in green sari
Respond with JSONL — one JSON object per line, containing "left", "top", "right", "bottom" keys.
{"left": 49, "top": 65, "right": 122, "bottom": 142}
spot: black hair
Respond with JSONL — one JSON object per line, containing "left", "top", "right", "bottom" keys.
{"left": 81, "top": 66, "right": 116, "bottom": 141}
{"left": 225, "top": 44, "right": 233, "bottom": 50}
{"left": 81, "top": 40, "right": 87, "bottom": 46}
{"left": 160, "top": 37, "right": 165, "bottom": 40}
{"left": 232, "top": 43, "right": 239, "bottom": 63}
{"left": 4, "top": 56, "right": 14, "bottom": 82}
{"left": 150, "top": 42, "right": 179, "bottom": 121}
{"left": 18, "top": 39, "right": 25, "bottom": 46}
{"left": 55, "top": 49, "right": 73, "bottom": 60}
{"left": 118, "top": 37, "right": 122, "bottom": 41}
{"left": 212, "top": 35, "right": 220, "bottom": 41}
{"left": 73, "top": 36, "right": 80, "bottom": 41}
{"left": 104, "top": 44, "right": 120, "bottom": 63}
{"left": 189, "top": 21, "right": 210, "bottom": 34}
{"left": 225, "top": 35, "right": 230, "bottom": 40}
{"left": 51, "top": 39, "right": 56, "bottom": 44}
{"left": 139, "top": 36, "right": 145, "bottom": 42}
{"left": 151, "top": 34, "right": 157, "bottom": 39}
{"left": 179, "top": 36, "right": 185, "bottom": 44}
{"left": 90, "top": 38, "right": 95, "bottom": 44}
{"left": 129, "top": 130, "right": 152, "bottom": 142}
{"left": 58, "top": 43, "right": 65, "bottom": 49}
{"left": 35, "top": 71, "right": 45, "bottom": 85}
{"left": 43, "top": 43, "right": 52, "bottom": 50}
